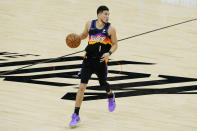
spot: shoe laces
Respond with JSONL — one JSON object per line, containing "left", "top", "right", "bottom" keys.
{"left": 71, "top": 114, "right": 77, "bottom": 120}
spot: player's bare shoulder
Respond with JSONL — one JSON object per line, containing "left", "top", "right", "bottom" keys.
{"left": 86, "top": 21, "right": 91, "bottom": 31}
{"left": 108, "top": 25, "right": 116, "bottom": 36}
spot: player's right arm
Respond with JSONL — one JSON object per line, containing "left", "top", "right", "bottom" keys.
{"left": 79, "top": 21, "right": 91, "bottom": 40}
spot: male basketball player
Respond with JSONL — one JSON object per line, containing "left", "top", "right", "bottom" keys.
{"left": 69, "top": 5, "right": 118, "bottom": 127}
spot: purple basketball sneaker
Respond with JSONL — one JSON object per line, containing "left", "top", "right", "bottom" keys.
{"left": 108, "top": 92, "right": 116, "bottom": 112}
{"left": 69, "top": 113, "right": 80, "bottom": 128}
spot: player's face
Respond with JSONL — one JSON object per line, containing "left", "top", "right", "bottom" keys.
{"left": 99, "top": 10, "right": 110, "bottom": 23}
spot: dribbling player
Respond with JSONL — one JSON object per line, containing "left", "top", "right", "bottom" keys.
{"left": 69, "top": 5, "right": 118, "bottom": 127}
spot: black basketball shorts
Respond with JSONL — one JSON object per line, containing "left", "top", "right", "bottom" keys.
{"left": 78, "top": 58, "right": 108, "bottom": 84}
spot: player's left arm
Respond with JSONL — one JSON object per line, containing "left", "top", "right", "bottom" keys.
{"left": 100, "top": 26, "right": 118, "bottom": 62}
{"left": 109, "top": 26, "right": 118, "bottom": 55}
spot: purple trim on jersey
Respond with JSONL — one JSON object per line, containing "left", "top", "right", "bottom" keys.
{"left": 94, "top": 20, "right": 105, "bottom": 30}
{"left": 88, "top": 20, "right": 94, "bottom": 33}
{"left": 106, "top": 23, "right": 111, "bottom": 38}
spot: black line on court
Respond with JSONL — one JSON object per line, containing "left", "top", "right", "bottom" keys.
{"left": 118, "top": 18, "right": 197, "bottom": 42}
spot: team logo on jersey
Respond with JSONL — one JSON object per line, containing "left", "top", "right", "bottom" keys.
{"left": 90, "top": 35, "right": 106, "bottom": 42}
{"left": 102, "top": 29, "right": 106, "bottom": 33}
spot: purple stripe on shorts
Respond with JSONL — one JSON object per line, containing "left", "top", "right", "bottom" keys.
{"left": 105, "top": 62, "right": 108, "bottom": 80}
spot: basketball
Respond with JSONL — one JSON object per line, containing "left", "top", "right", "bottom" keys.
{"left": 66, "top": 33, "right": 81, "bottom": 48}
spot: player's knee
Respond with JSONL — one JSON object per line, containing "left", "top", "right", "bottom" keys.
{"left": 79, "top": 83, "right": 87, "bottom": 92}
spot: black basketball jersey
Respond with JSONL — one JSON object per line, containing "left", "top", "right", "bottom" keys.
{"left": 85, "top": 19, "right": 112, "bottom": 59}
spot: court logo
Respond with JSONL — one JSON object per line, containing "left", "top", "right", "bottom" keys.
{"left": 1, "top": 52, "right": 197, "bottom": 101}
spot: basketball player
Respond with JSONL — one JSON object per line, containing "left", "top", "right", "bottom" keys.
{"left": 69, "top": 5, "right": 118, "bottom": 127}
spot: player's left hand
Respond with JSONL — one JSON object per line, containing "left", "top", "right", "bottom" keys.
{"left": 100, "top": 52, "right": 110, "bottom": 62}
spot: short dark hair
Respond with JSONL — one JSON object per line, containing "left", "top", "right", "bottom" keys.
{"left": 97, "top": 5, "right": 109, "bottom": 15}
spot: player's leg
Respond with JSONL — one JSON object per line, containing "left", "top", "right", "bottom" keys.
{"left": 69, "top": 83, "right": 87, "bottom": 128}
{"left": 69, "top": 59, "right": 93, "bottom": 127}
{"left": 95, "top": 61, "right": 116, "bottom": 112}
{"left": 74, "top": 83, "right": 87, "bottom": 113}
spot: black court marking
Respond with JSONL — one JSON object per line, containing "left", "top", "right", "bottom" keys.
{"left": 0, "top": 59, "right": 7, "bottom": 61}
{"left": 0, "top": 52, "right": 40, "bottom": 58}
{"left": 1, "top": 18, "right": 196, "bottom": 76}
{"left": 0, "top": 55, "right": 197, "bottom": 101}
{"left": 0, "top": 56, "right": 83, "bottom": 67}
{"left": 0, "top": 52, "right": 18, "bottom": 55}
{"left": 62, "top": 74, "right": 197, "bottom": 101}
{"left": 118, "top": 18, "right": 197, "bottom": 42}
{"left": 0, "top": 50, "right": 84, "bottom": 76}
{"left": 4, "top": 54, "right": 39, "bottom": 58}
{"left": 63, "top": 85, "right": 197, "bottom": 101}
{"left": 0, "top": 60, "right": 153, "bottom": 75}
{"left": 2, "top": 57, "right": 154, "bottom": 87}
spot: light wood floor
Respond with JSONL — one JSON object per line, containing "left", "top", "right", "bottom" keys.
{"left": 0, "top": 0, "right": 197, "bottom": 131}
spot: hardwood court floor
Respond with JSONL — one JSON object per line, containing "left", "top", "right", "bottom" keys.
{"left": 0, "top": 0, "right": 197, "bottom": 131}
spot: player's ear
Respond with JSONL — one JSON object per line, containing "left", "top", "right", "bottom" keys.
{"left": 97, "top": 12, "right": 101, "bottom": 18}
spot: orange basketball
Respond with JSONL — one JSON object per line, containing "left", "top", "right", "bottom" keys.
{"left": 66, "top": 33, "right": 81, "bottom": 48}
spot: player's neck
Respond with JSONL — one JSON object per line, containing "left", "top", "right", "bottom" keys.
{"left": 96, "top": 19, "right": 105, "bottom": 28}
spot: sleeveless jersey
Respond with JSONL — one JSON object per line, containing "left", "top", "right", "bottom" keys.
{"left": 85, "top": 19, "right": 112, "bottom": 59}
